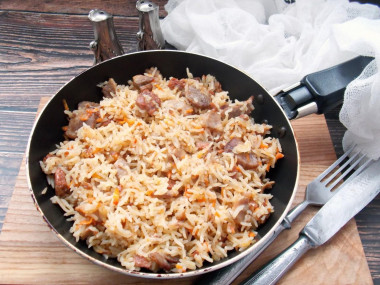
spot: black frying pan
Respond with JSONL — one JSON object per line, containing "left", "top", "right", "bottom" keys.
{"left": 26, "top": 50, "right": 370, "bottom": 278}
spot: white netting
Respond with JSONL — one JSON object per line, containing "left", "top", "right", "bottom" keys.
{"left": 161, "top": 0, "right": 380, "bottom": 94}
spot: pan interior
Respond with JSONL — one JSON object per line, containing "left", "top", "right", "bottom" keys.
{"left": 27, "top": 50, "right": 298, "bottom": 275}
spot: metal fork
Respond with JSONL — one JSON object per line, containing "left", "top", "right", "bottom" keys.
{"left": 201, "top": 145, "right": 373, "bottom": 285}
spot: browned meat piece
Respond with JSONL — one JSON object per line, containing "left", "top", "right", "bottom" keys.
{"left": 164, "top": 255, "right": 180, "bottom": 264}
{"left": 196, "top": 141, "right": 210, "bottom": 150}
{"left": 162, "top": 99, "right": 192, "bottom": 114}
{"left": 136, "top": 90, "right": 161, "bottom": 116}
{"left": 173, "top": 148, "right": 186, "bottom": 160}
{"left": 167, "top": 179, "right": 176, "bottom": 190}
{"left": 152, "top": 190, "right": 180, "bottom": 199}
{"left": 65, "top": 102, "right": 100, "bottom": 139}
{"left": 148, "top": 252, "right": 175, "bottom": 272}
{"left": 43, "top": 153, "right": 54, "bottom": 162}
{"left": 168, "top": 78, "right": 185, "bottom": 91}
{"left": 208, "top": 79, "right": 223, "bottom": 95}
{"left": 224, "top": 137, "right": 243, "bottom": 152}
{"left": 77, "top": 101, "right": 100, "bottom": 109}
{"left": 134, "top": 255, "right": 152, "bottom": 270}
{"left": 133, "top": 75, "right": 154, "bottom": 91}
{"left": 65, "top": 115, "right": 83, "bottom": 139}
{"left": 236, "top": 153, "right": 258, "bottom": 169}
{"left": 54, "top": 168, "right": 70, "bottom": 197}
{"left": 203, "top": 111, "right": 222, "bottom": 131}
{"left": 185, "top": 86, "right": 211, "bottom": 109}
{"left": 233, "top": 197, "right": 250, "bottom": 225}
{"left": 223, "top": 96, "right": 254, "bottom": 119}
{"left": 145, "top": 67, "right": 162, "bottom": 79}
{"left": 101, "top": 78, "right": 117, "bottom": 98}
{"left": 114, "top": 158, "right": 128, "bottom": 181}
{"left": 149, "top": 252, "right": 171, "bottom": 271}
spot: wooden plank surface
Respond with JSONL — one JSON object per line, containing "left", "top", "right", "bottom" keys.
{"left": 0, "top": 97, "right": 372, "bottom": 285}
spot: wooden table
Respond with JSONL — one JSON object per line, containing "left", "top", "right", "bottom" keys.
{"left": 0, "top": 1, "right": 379, "bottom": 284}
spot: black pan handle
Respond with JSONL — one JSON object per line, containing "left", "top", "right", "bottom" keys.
{"left": 275, "top": 56, "right": 373, "bottom": 120}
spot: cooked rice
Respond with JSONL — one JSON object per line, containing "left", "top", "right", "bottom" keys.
{"left": 40, "top": 68, "right": 283, "bottom": 273}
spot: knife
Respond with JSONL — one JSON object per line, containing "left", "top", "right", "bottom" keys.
{"left": 241, "top": 159, "right": 380, "bottom": 285}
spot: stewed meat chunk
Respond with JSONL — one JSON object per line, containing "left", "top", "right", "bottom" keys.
{"left": 136, "top": 89, "right": 161, "bottom": 115}
{"left": 185, "top": 86, "right": 211, "bottom": 109}
{"left": 101, "top": 78, "right": 117, "bottom": 98}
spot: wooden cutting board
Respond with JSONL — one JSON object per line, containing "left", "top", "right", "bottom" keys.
{"left": 0, "top": 97, "right": 372, "bottom": 285}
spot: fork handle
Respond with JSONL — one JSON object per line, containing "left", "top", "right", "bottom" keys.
{"left": 240, "top": 234, "right": 314, "bottom": 285}
{"left": 285, "top": 199, "right": 310, "bottom": 224}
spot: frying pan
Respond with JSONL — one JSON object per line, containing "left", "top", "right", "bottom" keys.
{"left": 26, "top": 50, "right": 371, "bottom": 278}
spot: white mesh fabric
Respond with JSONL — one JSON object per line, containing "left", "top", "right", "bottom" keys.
{"left": 161, "top": 0, "right": 380, "bottom": 94}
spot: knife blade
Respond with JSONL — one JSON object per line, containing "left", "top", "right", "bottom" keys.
{"left": 241, "top": 159, "right": 380, "bottom": 285}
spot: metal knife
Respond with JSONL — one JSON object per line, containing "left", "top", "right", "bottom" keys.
{"left": 241, "top": 160, "right": 380, "bottom": 285}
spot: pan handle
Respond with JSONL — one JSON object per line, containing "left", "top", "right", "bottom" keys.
{"left": 275, "top": 56, "right": 373, "bottom": 120}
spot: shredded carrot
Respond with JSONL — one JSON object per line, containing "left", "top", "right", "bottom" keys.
{"left": 249, "top": 232, "right": 256, "bottom": 238}
{"left": 221, "top": 188, "right": 225, "bottom": 197}
{"left": 167, "top": 172, "right": 172, "bottom": 179}
{"left": 64, "top": 151, "right": 69, "bottom": 157}
{"left": 260, "top": 142, "right": 269, "bottom": 149}
{"left": 197, "top": 197, "right": 206, "bottom": 203}
{"left": 96, "top": 117, "right": 103, "bottom": 123}
{"left": 126, "top": 119, "right": 135, "bottom": 126}
{"left": 62, "top": 126, "right": 68, "bottom": 132}
{"left": 204, "top": 178, "right": 209, "bottom": 186}
{"left": 235, "top": 166, "right": 242, "bottom": 173}
{"left": 215, "top": 211, "right": 221, "bottom": 217}
{"left": 93, "top": 148, "right": 101, "bottom": 154}
{"left": 212, "top": 200, "right": 216, "bottom": 207}
{"left": 79, "top": 114, "right": 89, "bottom": 121}
{"left": 92, "top": 173, "right": 102, "bottom": 179}
{"left": 79, "top": 218, "right": 93, "bottom": 225}
{"left": 197, "top": 152, "right": 204, "bottom": 159}
{"left": 266, "top": 163, "right": 271, "bottom": 172}
{"left": 154, "top": 84, "right": 163, "bottom": 91}
{"left": 86, "top": 108, "right": 99, "bottom": 114}
{"left": 113, "top": 187, "right": 120, "bottom": 205}
{"left": 176, "top": 264, "right": 183, "bottom": 270}
{"left": 133, "top": 138, "right": 137, "bottom": 144}
{"left": 146, "top": 190, "right": 153, "bottom": 196}
{"left": 185, "top": 108, "right": 194, "bottom": 114}
{"left": 63, "top": 99, "right": 69, "bottom": 111}
{"left": 275, "top": 153, "right": 284, "bottom": 160}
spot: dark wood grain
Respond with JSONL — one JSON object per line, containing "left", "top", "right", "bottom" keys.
{"left": 0, "top": 152, "right": 24, "bottom": 231}
{"left": 0, "top": 11, "right": 140, "bottom": 97}
{"left": 0, "top": 0, "right": 169, "bottom": 17}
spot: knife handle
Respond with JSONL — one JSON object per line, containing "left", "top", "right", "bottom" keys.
{"left": 240, "top": 235, "right": 314, "bottom": 285}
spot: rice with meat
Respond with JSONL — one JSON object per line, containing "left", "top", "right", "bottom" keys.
{"left": 40, "top": 67, "right": 283, "bottom": 273}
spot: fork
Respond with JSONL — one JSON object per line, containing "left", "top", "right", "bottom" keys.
{"left": 200, "top": 145, "right": 372, "bottom": 285}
